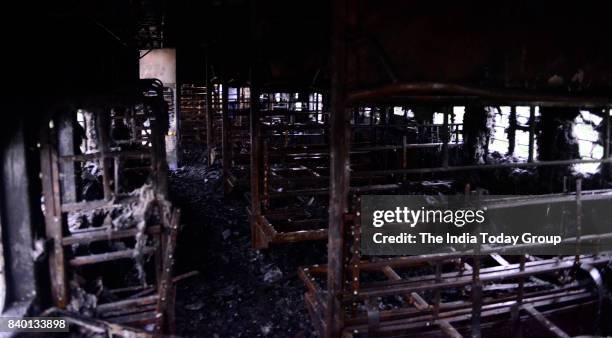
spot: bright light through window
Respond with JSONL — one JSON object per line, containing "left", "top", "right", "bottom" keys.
{"left": 453, "top": 106, "right": 465, "bottom": 124}
{"left": 573, "top": 110, "right": 603, "bottom": 174}
{"left": 489, "top": 107, "right": 510, "bottom": 154}
{"left": 433, "top": 112, "right": 445, "bottom": 125}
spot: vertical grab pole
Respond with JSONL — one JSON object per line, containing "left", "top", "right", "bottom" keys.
{"left": 442, "top": 106, "right": 450, "bottom": 167}
{"left": 528, "top": 106, "right": 536, "bottom": 162}
{"left": 221, "top": 79, "right": 231, "bottom": 194}
{"left": 327, "top": 0, "right": 350, "bottom": 336}
{"left": 575, "top": 178, "right": 582, "bottom": 265}
{"left": 249, "top": 1, "right": 264, "bottom": 248}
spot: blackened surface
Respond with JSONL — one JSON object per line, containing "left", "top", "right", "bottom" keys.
{"left": 169, "top": 162, "right": 324, "bottom": 337}
{"left": 537, "top": 107, "right": 580, "bottom": 191}
{"left": 0, "top": 118, "right": 38, "bottom": 304}
{"left": 463, "top": 106, "right": 493, "bottom": 165}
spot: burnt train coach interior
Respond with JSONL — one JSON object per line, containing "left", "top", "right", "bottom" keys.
{"left": 2, "top": 1, "right": 612, "bottom": 337}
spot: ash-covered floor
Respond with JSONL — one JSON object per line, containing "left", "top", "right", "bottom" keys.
{"left": 169, "top": 161, "right": 325, "bottom": 337}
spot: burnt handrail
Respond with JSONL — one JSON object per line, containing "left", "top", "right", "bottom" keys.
{"left": 348, "top": 82, "right": 612, "bottom": 107}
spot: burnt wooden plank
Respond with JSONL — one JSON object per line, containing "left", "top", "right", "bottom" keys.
{"left": 95, "top": 109, "right": 113, "bottom": 200}
{"left": 60, "top": 195, "right": 138, "bottom": 213}
{"left": 154, "top": 208, "right": 181, "bottom": 333}
{"left": 69, "top": 247, "right": 155, "bottom": 266}
{"left": 57, "top": 112, "right": 78, "bottom": 203}
{"left": 61, "top": 225, "right": 161, "bottom": 246}
{"left": 96, "top": 295, "right": 159, "bottom": 315}
{"left": 40, "top": 124, "right": 68, "bottom": 307}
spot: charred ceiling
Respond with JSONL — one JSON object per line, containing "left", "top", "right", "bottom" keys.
{"left": 350, "top": 1, "right": 612, "bottom": 91}
{"left": 6, "top": 1, "right": 612, "bottom": 98}
{"left": 164, "top": 1, "right": 612, "bottom": 92}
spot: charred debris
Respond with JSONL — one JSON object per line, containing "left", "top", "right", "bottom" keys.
{"left": 2, "top": 1, "right": 612, "bottom": 338}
